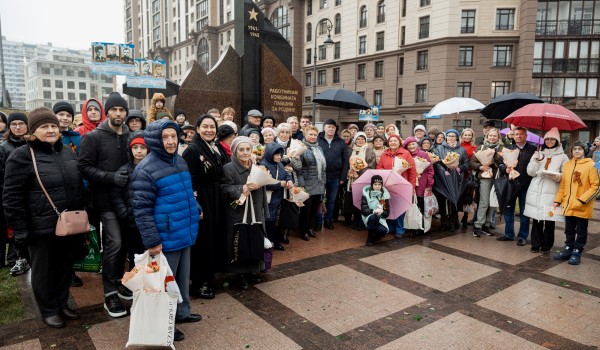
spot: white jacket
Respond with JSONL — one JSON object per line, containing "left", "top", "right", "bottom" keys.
{"left": 523, "top": 147, "right": 569, "bottom": 221}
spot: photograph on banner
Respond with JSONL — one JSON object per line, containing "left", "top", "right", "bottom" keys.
{"left": 358, "top": 105, "right": 380, "bottom": 121}
{"left": 90, "top": 42, "right": 135, "bottom": 76}
{"left": 127, "top": 59, "right": 167, "bottom": 89}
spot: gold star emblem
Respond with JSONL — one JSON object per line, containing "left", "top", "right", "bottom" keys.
{"left": 248, "top": 8, "right": 258, "bottom": 21}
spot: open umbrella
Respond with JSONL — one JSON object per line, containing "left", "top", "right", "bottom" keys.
{"left": 503, "top": 103, "right": 586, "bottom": 131}
{"left": 351, "top": 169, "right": 413, "bottom": 220}
{"left": 480, "top": 92, "right": 543, "bottom": 120}
{"left": 122, "top": 79, "right": 180, "bottom": 99}
{"left": 313, "top": 88, "right": 371, "bottom": 110}
{"left": 428, "top": 97, "right": 485, "bottom": 116}
{"left": 499, "top": 128, "right": 543, "bottom": 144}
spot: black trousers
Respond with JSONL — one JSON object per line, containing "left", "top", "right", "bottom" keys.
{"left": 299, "top": 195, "right": 322, "bottom": 235}
{"left": 564, "top": 216, "right": 589, "bottom": 251}
{"left": 28, "top": 235, "right": 79, "bottom": 317}
{"left": 530, "top": 219, "right": 555, "bottom": 251}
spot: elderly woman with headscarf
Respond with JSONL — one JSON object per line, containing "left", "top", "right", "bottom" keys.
{"left": 385, "top": 124, "right": 400, "bottom": 140}
{"left": 221, "top": 136, "right": 270, "bottom": 290}
{"left": 216, "top": 124, "right": 236, "bottom": 163}
{"left": 261, "top": 127, "right": 276, "bottom": 145}
{"left": 344, "top": 132, "right": 377, "bottom": 229}
{"left": 363, "top": 123, "right": 377, "bottom": 145}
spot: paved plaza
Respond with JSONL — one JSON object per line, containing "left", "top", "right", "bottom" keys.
{"left": 1, "top": 207, "right": 599, "bottom": 350}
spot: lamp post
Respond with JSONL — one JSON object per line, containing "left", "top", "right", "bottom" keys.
{"left": 312, "top": 18, "right": 334, "bottom": 121}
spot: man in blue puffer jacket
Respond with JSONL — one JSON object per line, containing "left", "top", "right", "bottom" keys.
{"left": 131, "top": 119, "right": 201, "bottom": 342}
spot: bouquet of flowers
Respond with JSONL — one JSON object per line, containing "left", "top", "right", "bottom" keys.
{"left": 290, "top": 186, "right": 310, "bottom": 207}
{"left": 393, "top": 156, "right": 411, "bottom": 174}
{"left": 442, "top": 152, "right": 460, "bottom": 170}
{"left": 287, "top": 139, "right": 307, "bottom": 158}
{"left": 236, "top": 165, "right": 280, "bottom": 206}
{"left": 413, "top": 156, "right": 431, "bottom": 186}
{"left": 121, "top": 251, "right": 182, "bottom": 301}
{"left": 474, "top": 148, "right": 495, "bottom": 178}
{"left": 426, "top": 152, "right": 440, "bottom": 163}
{"left": 350, "top": 156, "right": 367, "bottom": 172}
{"left": 252, "top": 144, "right": 264, "bottom": 157}
{"left": 500, "top": 148, "right": 520, "bottom": 179}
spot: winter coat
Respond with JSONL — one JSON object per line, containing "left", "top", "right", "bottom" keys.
{"left": 275, "top": 138, "right": 302, "bottom": 184}
{"left": 317, "top": 132, "right": 350, "bottom": 181}
{"left": 433, "top": 142, "right": 469, "bottom": 174}
{"left": 239, "top": 123, "right": 261, "bottom": 138}
{"left": 503, "top": 142, "right": 537, "bottom": 189}
{"left": 61, "top": 129, "right": 82, "bottom": 155}
{"left": 260, "top": 142, "right": 292, "bottom": 212}
{"left": 470, "top": 144, "right": 506, "bottom": 180}
{"left": 408, "top": 148, "right": 434, "bottom": 197}
{"left": 75, "top": 99, "right": 106, "bottom": 136}
{"left": 147, "top": 93, "right": 171, "bottom": 123}
{"left": 292, "top": 130, "right": 304, "bottom": 141}
{"left": 554, "top": 157, "right": 600, "bottom": 219}
{"left": 0, "top": 137, "right": 27, "bottom": 162}
{"left": 377, "top": 147, "right": 417, "bottom": 187}
{"left": 299, "top": 141, "right": 326, "bottom": 196}
{"left": 131, "top": 120, "right": 200, "bottom": 252}
{"left": 3, "top": 139, "right": 84, "bottom": 243}
{"left": 523, "top": 146, "right": 569, "bottom": 221}
{"left": 78, "top": 119, "right": 130, "bottom": 211}
{"left": 361, "top": 185, "right": 390, "bottom": 230}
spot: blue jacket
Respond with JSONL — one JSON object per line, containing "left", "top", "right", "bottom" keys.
{"left": 131, "top": 120, "right": 200, "bottom": 252}
{"left": 260, "top": 142, "right": 292, "bottom": 211}
{"left": 61, "top": 129, "right": 82, "bottom": 155}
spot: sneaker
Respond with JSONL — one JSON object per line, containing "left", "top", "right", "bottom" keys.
{"left": 473, "top": 228, "right": 481, "bottom": 237}
{"left": 117, "top": 284, "right": 133, "bottom": 300}
{"left": 568, "top": 249, "right": 582, "bottom": 265}
{"left": 530, "top": 247, "right": 540, "bottom": 253}
{"left": 540, "top": 248, "right": 551, "bottom": 254}
{"left": 104, "top": 294, "right": 127, "bottom": 318}
{"left": 496, "top": 235, "right": 514, "bottom": 241}
{"left": 517, "top": 238, "right": 527, "bottom": 246}
{"left": 481, "top": 226, "right": 494, "bottom": 236}
{"left": 553, "top": 246, "right": 572, "bottom": 261}
{"left": 394, "top": 233, "right": 403, "bottom": 239}
{"left": 10, "top": 258, "right": 30, "bottom": 276}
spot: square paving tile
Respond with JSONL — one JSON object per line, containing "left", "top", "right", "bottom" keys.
{"left": 477, "top": 278, "right": 600, "bottom": 347}
{"left": 0, "top": 339, "right": 42, "bottom": 350}
{"left": 375, "top": 312, "right": 546, "bottom": 350}
{"left": 543, "top": 259, "right": 600, "bottom": 290}
{"left": 360, "top": 245, "right": 500, "bottom": 292}
{"left": 257, "top": 264, "right": 425, "bottom": 336}
{"left": 433, "top": 231, "right": 538, "bottom": 265}
{"left": 88, "top": 293, "right": 301, "bottom": 350}
{"left": 586, "top": 245, "right": 600, "bottom": 257}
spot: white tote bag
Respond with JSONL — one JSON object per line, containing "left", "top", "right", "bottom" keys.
{"left": 489, "top": 171, "right": 500, "bottom": 208}
{"left": 403, "top": 195, "right": 424, "bottom": 230}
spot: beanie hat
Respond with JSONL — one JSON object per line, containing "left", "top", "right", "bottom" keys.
{"left": 174, "top": 109, "right": 186, "bottom": 118}
{"left": 403, "top": 136, "right": 419, "bottom": 149}
{"left": 418, "top": 136, "right": 432, "bottom": 147}
{"left": 86, "top": 99, "right": 102, "bottom": 111}
{"left": 353, "top": 131, "right": 367, "bottom": 144}
{"left": 543, "top": 127, "right": 560, "bottom": 142}
{"left": 376, "top": 122, "right": 385, "bottom": 128}
{"left": 156, "top": 111, "right": 173, "bottom": 120}
{"left": 218, "top": 124, "right": 236, "bottom": 140}
{"left": 247, "top": 109, "right": 263, "bottom": 118}
{"left": 104, "top": 92, "right": 129, "bottom": 116}
{"left": 347, "top": 123, "right": 358, "bottom": 130}
{"left": 52, "top": 101, "right": 74, "bottom": 118}
{"left": 372, "top": 134, "right": 386, "bottom": 144}
{"left": 7, "top": 112, "right": 28, "bottom": 126}
{"left": 413, "top": 125, "right": 426, "bottom": 134}
{"left": 427, "top": 126, "right": 440, "bottom": 135}
{"left": 363, "top": 123, "right": 376, "bottom": 131}
{"left": 231, "top": 136, "right": 252, "bottom": 154}
{"left": 483, "top": 120, "right": 496, "bottom": 128}
{"left": 371, "top": 175, "right": 383, "bottom": 187}
{"left": 130, "top": 136, "right": 147, "bottom": 148}
{"left": 261, "top": 127, "right": 276, "bottom": 137}
{"left": 387, "top": 134, "right": 402, "bottom": 147}
{"left": 0, "top": 111, "right": 7, "bottom": 125}
{"left": 572, "top": 141, "right": 588, "bottom": 154}
{"left": 261, "top": 116, "right": 275, "bottom": 128}
{"left": 27, "top": 107, "right": 59, "bottom": 133}
{"left": 446, "top": 129, "right": 460, "bottom": 138}
{"left": 324, "top": 119, "right": 338, "bottom": 127}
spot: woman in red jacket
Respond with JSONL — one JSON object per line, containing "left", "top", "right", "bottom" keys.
{"left": 459, "top": 128, "right": 477, "bottom": 228}
{"left": 377, "top": 134, "right": 416, "bottom": 237}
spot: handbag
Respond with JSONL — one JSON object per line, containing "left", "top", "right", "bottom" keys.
{"left": 403, "top": 194, "right": 424, "bottom": 230}
{"left": 489, "top": 169, "right": 501, "bottom": 208}
{"left": 231, "top": 193, "right": 265, "bottom": 264}
{"left": 30, "top": 147, "right": 90, "bottom": 236}
{"left": 276, "top": 189, "right": 300, "bottom": 230}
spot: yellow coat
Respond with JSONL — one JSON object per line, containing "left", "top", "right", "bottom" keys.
{"left": 554, "top": 158, "right": 600, "bottom": 219}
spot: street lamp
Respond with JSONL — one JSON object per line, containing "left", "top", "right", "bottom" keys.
{"left": 312, "top": 18, "right": 334, "bottom": 121}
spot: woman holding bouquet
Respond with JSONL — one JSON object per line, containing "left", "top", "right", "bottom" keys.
{"left": 275, "top": 123, "right": 302, "bottom": 243}
{"left": 470, "top": 128, "right": 505, "bottom": 237}
{"left": 523, "top": 128, "right": 569, "bottom": 253}
{"left": 458, "top": 128, "right": 477, "bottom": 228}
{"left": 345, "top": 132, "right": 377, "bottom": 229}
{"left": 403, "top": 137, "right": 434, "bottom": 235}
{"left": 432, "top": 129, "right": 469, "bottom": 232}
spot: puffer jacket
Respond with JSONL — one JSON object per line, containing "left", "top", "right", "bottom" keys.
{"left": 61, "top": 128, "right": 82, "bottom": 155}
{"left": 377, "top": 146, "right": 417, "bottom": 187}
{"left": 75, "top": 99, "right": 106, "bottom": 136}
{"left": 554, "top": 157, "right": 600, "bottom": 219}
{"left": 78, "top": 119, "right": 130, "bottom": 211}
{"left": 361, "top": 185, "right": 390, "bottom": 230}
{"left": 260, "top": 142, "right": 292, "bottom": 211}
{"left": 0, "top": 137, "right": 27, "bottom": 161}
{"left": 131, "top": 120, "right": 199, "bottom": 252}
{"left": 317, "top": 131, "right": 350, "bottom": 181}
{"left": 523, "top": 146, "right": 569, "bottom": 221}
{"left": 3, "top": 139, "right": 84, "bottom": 243}
{"left": 299, "top": 140, "right": 326, "bottom": 196}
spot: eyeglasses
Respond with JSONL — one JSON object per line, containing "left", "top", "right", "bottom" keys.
{"left": 10, "top": 122, "right": 26, "bottom": 128}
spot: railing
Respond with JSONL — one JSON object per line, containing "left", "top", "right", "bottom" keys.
{"left": 532, "top": 58, "right": 599, "bottom": 74}
{"left": 536, "top": 19, "right": 600, "bottom": 36}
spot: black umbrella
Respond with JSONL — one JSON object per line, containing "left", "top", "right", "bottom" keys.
{"left": 122, "top": 79, "right": 180, "bottom": 99}
{"left": 313, "top": 88, "right": 370, "bottom": 110}
{"left": 432, "top": 165, "right": 464, "bottom": 208}
{"left": 480, "top": 93, "right": 543, "bottom": 120}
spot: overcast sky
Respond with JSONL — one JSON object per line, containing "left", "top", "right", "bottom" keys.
{"left": 1, "top": 0, "right": 125, "bottom": 50}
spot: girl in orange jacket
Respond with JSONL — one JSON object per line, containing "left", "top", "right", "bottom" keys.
{"left": 553, "top": 141, "right": 600, "bottom": 265}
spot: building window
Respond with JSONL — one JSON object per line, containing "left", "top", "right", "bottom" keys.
{"left": 270, "top": 6, "right": 290, "bottom": 41}
{"left": 359, "top": 35, "right": 367, "bottom": 54}
{"left": 419, "top": 16, "right": 430, "bottom": 39}
{"left": 375, "top": 61, "right": 384, "bottom": 78}
{"left": 334, "top": 14, "right": 341, "bottom": 34}
{"left": 44, "top": 102, "right": 52, "bottom": 108}
{"left": 377, "top": 1, "right": 385, "bottom": 23}
{"left": 42, "top": 67, "right": 51, "bottom": 74}
{"left": 358, "top": 63, "right": 366, "bottom": 80}
{"left": 198, "top": 38, "right": 209, "bottom": 71}
{"left": 43, "top": 91, "right": 51, "bottom": 99}
{"left": 334, "top": 42, "right": 341, "bottom": 59}
{"left": 493, "top": 45, "right": 513, "bottom": 67}
{"left": 67, "top": 81, "right": 75, "bottom": 89}
{"left": 333, "top": 67, "right": 340, "bottom": 83}
{"left": 68, "top": 92, "right": 76, "bottom": 100}
{"left": 306, "top": 48, "right": 312, "bottom": 65}
{"left": 458, "top": 46, "right": 474, "bottom": 66}
{"left": 496, "top": 9, "right": 515, "bottom": 30}
{"left": 318, "top": 20, "right": 329, "bottom": 35}
{"left": 397, "top": 88, "right": 403, "bottom": 105}
{"left": 461, "top": 10, "right": 475, "bottom": 33}
{"left": 307, "top": 23, "right": 312, "bottom": 42}
{"left": 42, "top": 79, "right": 51, "bottom": 87}
{"left": 306, "top": 72, "right": 312, "bottom": 86}
{"left": 373, "top": 90, "right": 383, "bottom": 106}
{"left": 420, "top": 0, "right": 430, "bottom": 6}
{"left": 335, "top": 0, "right": 341, "bottom": 5}
{"left": 307, "top": 0, "right": 312, "bottom": 15}
{"left": 318, "top": 45, "right": 326, "bottom": 60}
{"left": 456, "top": 82, "right": 472, "bottom": 97}
{"left": 376, "top": 31, "right": 384, "bottom": 51}
{"left": 320, "top": 0, "right": 328, "bottom": 10}
{"left": 452, "top": 119, "right": 472, "bottom": 131}
{"left": 79, "top": 82, "right": 86, "bottom": 90}
{"left": 357, "top": 91, "right": 365, "bottom": 98}
{"left": 79, "top": 93, "right": 87, "bottom": 100}
{"left": 78, "top": 71, "right": 86, "bottom": 78}
{"left": 417, "top": 50, "right": 429, "bottom": 70}
{"left": 359, "top": 5, "right": 367, "bottom": 28}
{"left": 55, "top": 80, "right": 63, "bottom": 88}
{"left": 491, "top": 81, "right": 510, "bottom": 98}
{"left": 416, "top": 84, "right": 427, "bottom": 103}
{"left": 401, "top": 26, "right": 405, "bottom": 45}
{"left": 317, "top": 70, "right": 326, "bottom": 85}
{"left": 55, "top": 92, "right": 63, "bottom": 100}
{"left": 398, "top": 57, "right": 404, "bottom": 75}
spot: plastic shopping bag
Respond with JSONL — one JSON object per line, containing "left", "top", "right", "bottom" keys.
{"left": 403, "top": 195, "right": 424, "bottom": 230}
{"left": 72, "top": 225, "right": 101, "bottom": 272}
{"left": 423, "top": 188, "right": 439, "bottom": 217}
{"left": 126, "top": 290, "right": 178, "bottom": 349}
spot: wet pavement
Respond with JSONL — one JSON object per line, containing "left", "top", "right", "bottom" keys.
{"left": 1, "top": 207, "right": 599, "bottom": 349}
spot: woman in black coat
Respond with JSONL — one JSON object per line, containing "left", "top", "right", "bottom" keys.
{"left": 182, "top": 114, "right": 227, "bottom": 299}
{"left": 3, "top": 108, "right": 85, "bottom": 328}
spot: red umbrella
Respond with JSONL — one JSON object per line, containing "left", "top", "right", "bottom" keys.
{"left": 502, "top": 103, "right": 586, "bottom": 131}
{"left": 351, "top": 169, "right": 413, "bottom": 220}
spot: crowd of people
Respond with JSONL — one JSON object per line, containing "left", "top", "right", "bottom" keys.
{"left": 0, "top": 92, "right": 599, "bottom": 341}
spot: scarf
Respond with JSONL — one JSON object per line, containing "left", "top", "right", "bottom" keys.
{"left": 370, "top": 189, "right": 383, "bottom": 199}
{"left": 352, "top": 143, "right": 368, "bottom": 160}
{"left": 483, "top": 140, "right": 500, "bottom": 150}
{"left": 220, "top": 140, "right": 232, "bottom": 156}
{"left": 447, "top": 140, "right": 458, "bottom": 148}
{"left": 192, "top": 134, "right": 222, "bottom": 170}
{"left": 304, "top": 140, "right": 326, "bottom": 180}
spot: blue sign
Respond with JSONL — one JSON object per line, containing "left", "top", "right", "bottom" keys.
{"left": 423, "top": 112, "right": 441, "bottom": 119}
{"left": 90, "top": 42, "right": 135, "bottom": 76}
{"left": 126, "top": 59, "right": 166, "bottom": 89}
{"left": 358, "top": 105, "right": 380, "bottom": 121}
{"left": 595, "top": 151, "right": 600, "bottom": 170}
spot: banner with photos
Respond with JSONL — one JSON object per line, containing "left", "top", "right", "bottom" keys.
{"left": 358, "top": 106, "right": 380, "bottom": 121}
{"left": 126, "top": 59, "right": 167, "bottom": 89}
{"left": 90, "top": 42, "right": 135, "bottom": 75}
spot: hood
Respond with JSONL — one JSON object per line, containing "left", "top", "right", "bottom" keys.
{"left": 263, "top": 141, "right": 284, "bottom": 164}
{"left": 128, "top": 130, "right": 146, "bottom": 163}
{"left": 144, "top": 119, "right": 180, "bottom": 161}
{"left": 81, "top": 98, "right": 106, "bottom": 130}
{"left": 151, "top": 93, "right": 166, "bottom": 105}
{"left": 126, "top": 110, "right": 147, "bottom": 130}
{"left": 574, "top": 157, "right": 594, "bottom": 165}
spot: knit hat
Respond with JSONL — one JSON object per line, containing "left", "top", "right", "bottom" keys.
{"left": 156, "top": 111, "right": 173, "bottom": 120}
{"left": 427, "top": 126, "right": 440, "bottom": 135}
{"left": 218, "top": 124, "right": 236, "bottom": 140}
{"left": 130, "top": 136, "right": 147, "bottom": 148}
{"left": 413, "top": 125, "right": 426, "bottom": 134}
{"left": 418, "top": 136, "right": 432, "bottom": 147}
{"left": 347, "top": 123, "right": 358, "bottom": 130}
{"left": 261, "top": 116, "right": 275, "bottom": 128}
{"left": 231, "top": 136, "right": 252, "bottom": 154}
{"left": 104, "top": 92, "right": 129, "bottom": 116}
{"left": 324, "top": 119, "right": 338, "bottom": 127}
{"left": 446, "top": 129, "right": 460, "bottom": 138}
{"left": 86, "top": 99, "right": 102, "bottom": 111}
{"left": 247, "top": 109, "right": 263, "bottom": 118}
{"left": 371, "top": 175, "right": 383, "bottom": 187}
{"left": 376, "top": 122, "right": 385, "bottom": 128}
{"left": 261, "top": 127, "right": 276, "bottom": 137}
{"left": 174, "top": 109, "right": 186, "bottom": 118}
{"left": 363, "top": 123, "right": 376, "bottom": 131}
{"left": 543, "top": 127, "right": 560, "bottom": 142}
{"left": 572, "top": 141, "right": 588, "bottom": 154}
{"left": 27, "top": 107, "right": 59, "bottom": 133}
{"left": 7, "top": 112, "right": 27, "bottom": 126}
{"left": 0, "top": 111, "right": 7, "bottom": 125}
{"left": 353, "top": 131, "right": 367, "bottom": 144}
{"left": 372, "top": 134, "right": 386, "bottom": 144}
{"left": 403, "top": 136, "right": 419, "bottom": 149}
{"left": 387, "top": 134, "right": 401, "bottom": 147}
{"left": 52, "top": 101, "right": 75, "bottom": 118}
{"left": 483, "top": 120, "right": 496, "bottom": 128}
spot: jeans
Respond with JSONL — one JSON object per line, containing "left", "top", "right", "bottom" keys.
{"left": 396, "top": 213, "right": 406, "bottom": 235}
{"left": 163, "top": 246, "right": 191, "bottom": 320}
{"left": 564, "top": 216, "right": 589, "bottom": 251}
{"left": 100, "top": 211, "right": 127, "bottom": 296}
{"left": 317, "top": 178, "right": 340, "bottom": 224}
{"left": 503, "top": 188, "right": 530, "bottom": 240}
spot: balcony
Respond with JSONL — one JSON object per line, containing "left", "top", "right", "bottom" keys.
{"left": 533, "top": 58, "right": 599, "bottom": 75}
{"left": 536, "top": 19, "right": 600, "bottom": 36}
